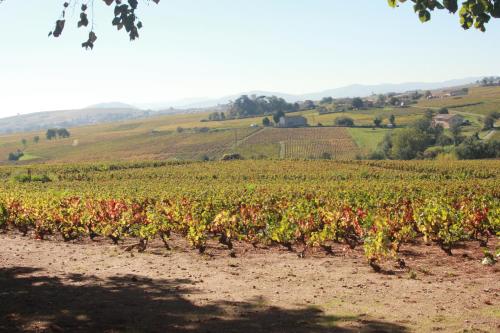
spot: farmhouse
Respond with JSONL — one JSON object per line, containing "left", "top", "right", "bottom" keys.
{"left": 277, "top": 116, "right": 308, "bottom": 128}
{"left": 432, "top": 114, "right": 464, "bottom": 129}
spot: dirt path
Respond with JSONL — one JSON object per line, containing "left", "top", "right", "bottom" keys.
{"left": 0, "top": 233, "right": 498, "bottom": 333}
{"left": 483, "top": 129, "right": 497, "bottom": 141}
{"left": 234, "top": 127, "right": 265, "bottom": 148}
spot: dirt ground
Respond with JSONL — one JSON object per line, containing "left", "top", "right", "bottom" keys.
{"left": 0, "top": 233, "right": 499, "bottom": 333}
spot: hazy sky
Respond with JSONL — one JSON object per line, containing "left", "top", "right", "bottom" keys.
{"left": 1, "top": 0, "right": 499, "bottom": 117}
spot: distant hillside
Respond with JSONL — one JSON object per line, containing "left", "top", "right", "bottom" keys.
{"left": 0, "top": 108, "right": 153, "bottom": 134}
{"left": 0, "top": 77, "right": 486, "bottom": 134}
{"left": 85, "top": 102, "right": 139, "bottom": 109}
{"left": 299, "top": 77, "right": 482, "bottom": 101}
{"left": 147, "top": 77, "right": 482, "bottom": 109}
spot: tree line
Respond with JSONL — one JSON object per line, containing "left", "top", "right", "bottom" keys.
{"left": 477, "top": 76, "right": 500, "bottom": 87}
{"left": 46, "top": 128, "right": 71, "bottom": 140}
{"left": 204, "top": 95, "right": 299, "bottom": 123}
{"left": 370, "top": 110, "right": 499, "bottom": 160}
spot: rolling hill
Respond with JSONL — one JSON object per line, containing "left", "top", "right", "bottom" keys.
{"left": 147, "top": 77, "right": 482, "bottom": 109}
{"left": 0, "top": 77, "right": 486, "bottom": 135}
{"left": 0, "top": 85, "right": 498, "bottom": 164}
{"left": 0, "top": 107, "right": 155, "bottom": 134}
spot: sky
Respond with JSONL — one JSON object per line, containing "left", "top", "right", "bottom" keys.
{"left": 0, "top": 0, "right": 499, "bottom": 117}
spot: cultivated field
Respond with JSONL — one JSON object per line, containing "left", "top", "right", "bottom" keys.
{"left": 238, "top": 127, "right": 359, "bottom": 159}
{"left": 0, "top": 159, "right": 499, "bottom": 332}
{"left": 418, "top": 86, "right": 500, "bottom": 116}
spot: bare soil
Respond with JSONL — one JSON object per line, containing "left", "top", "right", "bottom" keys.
{"left": 0, "top": 233, "right": 499, "bottom": 333}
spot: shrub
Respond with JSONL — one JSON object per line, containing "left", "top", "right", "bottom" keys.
{"left": 455, "top": 137, "right": 500, "bottom": 159}
{"left": 13, "top": 174, "right": 52, "bottom": 183}
{"left": 334, "top": 117, "right": 354, "bottom": 127}
{"left": 390, "top": 128, "right": 431, "bottom": 160}
{"left": 436, "top": 134, "right": 454, "bottom": 146}
{"left": 221, "top": 153, "right": 243, "bottom": 161}
{"left": 422, "top": 146, "right": 445, "bottom": 159}
{"left": 321, "top": 152, "right": 332, "bottom": 160}
{"left": 367, "top": 151, "right": 386, "bottom": 160}
{"left": 194, "top": 127, "right": 210, "bottom": 133}
{"left": 8, "top": 151, "right": 24, "bottom": 161}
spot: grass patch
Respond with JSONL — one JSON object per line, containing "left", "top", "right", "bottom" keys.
{"left": 347, "top": 127, "right": 391, "bottom": 153}
{"left": 18, "top": 152, "right": 42, "bottom": 161}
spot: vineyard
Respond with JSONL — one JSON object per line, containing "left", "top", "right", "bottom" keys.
{"left": 282, "top": 140, "right": 358, "bottom": 159}
{"left": 238, "top": 127, "right": 360, "bottom": 159}
{"left": 0, "top": 121, "right": 261, "bottom": 163}
{"left": 1, "top": 159, "right": 498, "bottom": 271}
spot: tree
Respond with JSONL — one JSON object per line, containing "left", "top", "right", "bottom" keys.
{"left": 57, "top": 128, "right": 71, "bottom": 138}
{"left": 21, "top": 138, "right": 27, "bottom": 147}
{"left": 389, "top": 114, "right": 396, "bottom": 127}
{"left": 8, "top": 150, "right": 24, "bottom": 161}
{"left": 389, "top": 97, "right": 401, "bottom": 106}
{"left": 376, "top": 113, "right": 449, "bottom": 159}
{"left": 33, "top": 136, "right": 40, "bottom": 144}
{"left": 449, "top": 123, "right": 463, "bottom": 146}
{"left": 388, "top": 0, "right": 500, "bottom": 32}
{"left": 301, "top": 100, "right": 316, "bottom": 110}
{"left": 320, "top": 97, "right": 334, "bottom": 104}
{"left": 438, "top": 107, "right": 449, "bottom": 114}
{"left": 228, "top": 95, "right": 297, "bottom": 119}
{"left": 262, "top": 117, "right": 271, "bottom": 127}
{"left": 351, "top": 97, "right": 364, "bottom": 109}
{"left": 455, "top": 136, "right": 500, "bottom": 159}
{"left": 412, "top": 117, "right": 432, "bottom": 133}
{"left": 208, "top": 112, "right": 225, "bottom": 121}
{"left": 483, "top": 111, "right": 499, "bottom": 130}
{"left": 377, "top": 94, "right": 387, "bottom": 106}
{"left": 411, "top": 91, "right": 423, "bottom": 100}
{"left": 436, "top": 133, "right": 454, "bottom": 146}
{"left": 334, "top": 117, "right": 354, "bottom": 127}
{"left": 46, "top": 129, "right": 57, "bottom": 140}
{"left": 45, "top": 0, "right": 161, "bottom": 50}
{"left": 2, "top": 0, "right": 498, "bottom": 49}
{"left": 480, "top": 76, "right": 500, "bottom": 86}
{"left": 273, "top": 110, "right": 285, "bottom": 124}
{"left": 390, "top": 128, "right": 431, "bottom": 160}
{"left": 483, "top": 116, "right": 495, "bottom": 130}
{"left": 424, "top": 90, "right": 432, "bottom": 98}
{"left": 373, "top": 116, "right": 383, "bottom": 127}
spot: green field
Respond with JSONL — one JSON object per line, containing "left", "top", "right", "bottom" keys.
{"left": 347, "top": 128, "right": 391, "bottom": 153}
